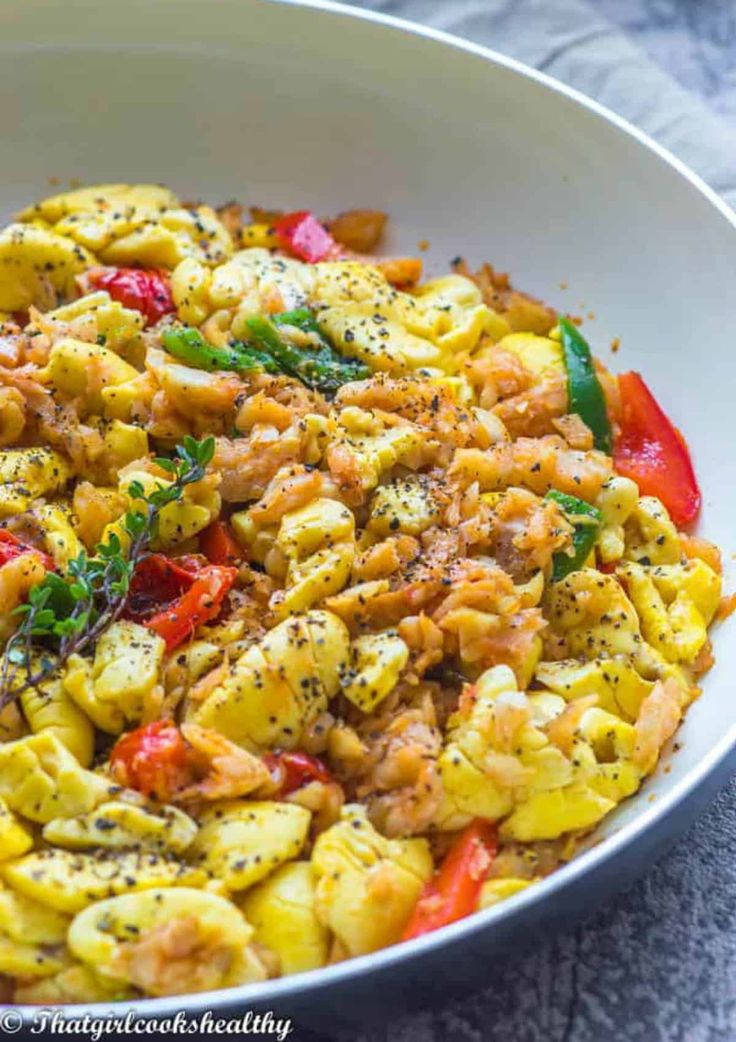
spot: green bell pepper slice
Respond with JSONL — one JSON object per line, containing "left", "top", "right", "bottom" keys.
{"left": 246, "top": 312, "right": 370, "bottom": 396}
{"left": 546, "top": 489, "right": 602, "bottom": 581}
{"left": 161, "top": 326, "right": 278, "bottom": 374}
{"left": 558, "top": 317, "right": 612, "bottom": 454}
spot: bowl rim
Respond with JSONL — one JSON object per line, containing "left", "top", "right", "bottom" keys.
{"left": 8, "top": 0, "right": 736, "bottom": 1019}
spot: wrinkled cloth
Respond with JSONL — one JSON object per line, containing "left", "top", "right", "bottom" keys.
{"left": 357, "top": 0, "right": 736, "bottom": 208}
{"left": 329, "top": 2, "right": 736, "bottom": 1040}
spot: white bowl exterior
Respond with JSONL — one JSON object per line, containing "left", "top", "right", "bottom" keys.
{"left": 0, "top": 0, "right": 734, "bottom": 1007}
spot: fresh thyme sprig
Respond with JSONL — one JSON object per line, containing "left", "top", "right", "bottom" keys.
{"left": 0, "top": 435, "right": 215, "bottom": 710}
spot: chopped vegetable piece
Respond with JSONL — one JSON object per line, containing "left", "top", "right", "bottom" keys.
{"left": 263, "top": 750, "right": 333, "bottom": 796}
{"left": 546, "top": 489, "right": 602, "bottom": 581}
{"left": 125, "top": 553, "right": 197, "bottom": 622}
{"left": 274, "top": 211, "right": 338, "bottom": 263}
{"left": 246, "top": 314, "right": 370, "bottom": 395}
{"left": 614, "top": 371, "right": 701, "bottom": 526}
{"left": 402, "top": 820, "right": 497, "bottom": 940}
{"left": 329, "top": 209, "right": 387, "bottom": 252}
{"left": 89, "top": 267, "right": 174, "bottom": 326}
{"left": 162, "top": 314, "right": 368, "bottom": 396}
{"left": 110, "top": 719, "right": 191, "bottom": 800}
{"left": 161, "top": 326, "right": 278, "bottom": 375}
{"left": 0, "top": 530, "right": 54, "bottom": 570}
{"left": 558, "top": 318, "right": 612, "bottom": 454}
{"left": 199, "top": 520, "right": 241, "bottom": 567}
{"left": 144, "top": 564, "right": 238, "bottom": 650}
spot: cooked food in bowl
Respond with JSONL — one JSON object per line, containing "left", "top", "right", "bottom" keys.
{"left": 0, "top": 184, "right": 723, "bottom": 1003}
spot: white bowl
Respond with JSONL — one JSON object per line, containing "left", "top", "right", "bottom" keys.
{"left": 1, "top": 0, "right": 734, "bottom": 1026}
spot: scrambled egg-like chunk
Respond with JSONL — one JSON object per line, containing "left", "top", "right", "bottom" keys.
{"left": 44, "top": 337, "right": 140, "bottom": 415}
{"left": 194, "top": 610, "right": 349, "bottom": 749}
{"left": 0, "top": 448, "right": 71, "bottom": 516}
{"left": 0, "top": 223, "right": 93, "bottom": 311}
{"left": 29, "top": 503, "right": 85, "bottom": 570}
{"left": 2, "top": 849, "right": 207, "bottom": 913}
{"left": 367, "top": 475, "right": 440, "bottom": 537}
{"left": 0, "top": 733, "right": 112, "bottom": 824}
{"left": 68, "top": 888, "right": 265, "bottom": 996}
{"left": 0, "top": 798, "right": 33, "bottom": 860}
{"left": 340, "top": 631, "right": 409, "bottom": 712}
{"left": 64, "top": 621, "right": 165, "bottom": 734}
{"left": 20, "top": 672, "right": 95, "bottom": 766}
{"left": 240, "top": 862, "right": 329, "bottom": 975}
{"left": 311, "top": 805, "right": 432, "bottom": 956}
{"left": 434, "top": 664, "right": 571, "bottom": 830}
{"left": 43, "top": 802, "right": 198, "bottom": 855}
{"left": 22, "top": 183, "right": 232, "bottom": 269}
{"left": 271, "top": 497, "right": 356, "bottom": 617}
{"left": 190, "top": 801, "right": 311, "bottom": 891}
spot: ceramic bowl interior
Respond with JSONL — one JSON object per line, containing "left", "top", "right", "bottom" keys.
{"left": 1, "top": 0, "right": 734, "bottom": 1017}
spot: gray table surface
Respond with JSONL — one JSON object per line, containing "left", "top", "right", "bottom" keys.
{"left": 333, "top": 2, "right": 736, "bottom": 1040}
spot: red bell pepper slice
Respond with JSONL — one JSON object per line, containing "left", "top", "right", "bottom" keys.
{"left": 262, "top": 750, "right": 333, "bottom": 796}
{"left": 89, "top": 267, "right": 174, "bottom": 326}
{"left": 125, "top": 553, "right": 198, "bottom": 622}
{"left": 0, "top": 530, "right": 54, "bottom": 571}
{"left": 110, "top": 719, "right": 192, "bottom": 800}
{"left": 274, "top": 211, "right": 338, "bottom": 263}
{"left": 402, "top": 820, "right": 498, "bottom": 941}
{"left": 144, "top": 564, "right": 238, "bottom": 650}
{"left": 199, "top": 520, "right": 242, "bottom": 567}
{"left": 614, "top": 371, "right": 701, "bottom": 527}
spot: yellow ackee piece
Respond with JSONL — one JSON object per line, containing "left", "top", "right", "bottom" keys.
{"left": 620, "top": 561, "right": 713, "bottom": 665}
{"left": 190, "top": 801, "right": 311, "bottom": 891}
{"left": 624, "top": 496, "right": 682, "bottom": 565}
{"left": 595, "top": 476, "right": 639, "bottom": 563}
{"left": 313, "top": 263, "right": 495, "bottom": 372}
{"left": 240, "top": 862, "right": 329, "bottom": 975}
{"left": 0, "top": 883, "right": 71, "bottom": 978}
{"left": 536, "top": 657, "right": 654, "bottom": 722}
{"left": 340, "top": 631, "right": 409, "bottom": 712}
{"left": 0, "top": 223, "right": 93, "bottom": 311}
{"left": 271, "top": 498, "right": 356, "bottom": 618}
{"left": 14, "top": 963, "right": 134, "bottom": 1004}
{"left": 193, "top": 610, "right": 349, "bottom": 750}
{"left": 0, "top": 798, "right": 33, "bottom": 860}
{"left": 332, "top": 406, "right": 433, "bottom": 492}
{"left": 68, "top": 888, "right": 266, "bottom": 995}
{"left": 43, "top": 337, "right": 140, "bottom": 414}
{"left": 0, "top": 732, "right": 112, "bottom": 823}
{"left": 311, "top": 804, "right": 432, "bottom": 956}
{"left": 30, "top": 503, "right": 84, "bottom": 570}
{"left": 0, "top": 936, "right": 66, "bottom": 979}
{"left": 107, "top": 466, "right": 220, "bottom": 549}
{"left": 63, "top": 621, "right": 165, "bottom": 734}
{"left": 2, "top": 849, "right": 207, "bottom": 913}
{"left": 367, "top": 476, "right": 440, "bottom": 537}
{"left": 99, "top": 421, "right": 149, "bottom": 478}
{"left": 479, "top": 877, "right": 536, "bottom": 909}
{"left": 17, "top": 183, "right": 179, "bottom": 223}
{"left": 318, "top": 305, "right": 444, "bottom": 373}
{"left": 20, "top": 672, "right": 95, "bottom": 766}
{"left": 44, "top": 289, "right": 145, "bottom": 363}
{"left": 494, "top": 331, "right": 564, "bottom": 378}
{"left": 545, "top": 570, "right": 642, "bottom": 659}
{"left": 500, "top": 784, "right": 615, "bottom": 842}
{"left": 0, "top": 448, "right": 71, "bottom": 516}
{"left": 43, "top": 801, "right": 198, "bottom": 855}
{"left": 434, "top": 665, "right": 572, "bottom": 830}
{"left": 240, "top": 223, "right": 280, "bottom": 250}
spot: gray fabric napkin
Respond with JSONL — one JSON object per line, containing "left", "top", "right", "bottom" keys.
{"left": 357, "top": 0, "right": 736, "bottom": 208}
{"left": 329, "top": 3, "right": 736, "bottom": 1039}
